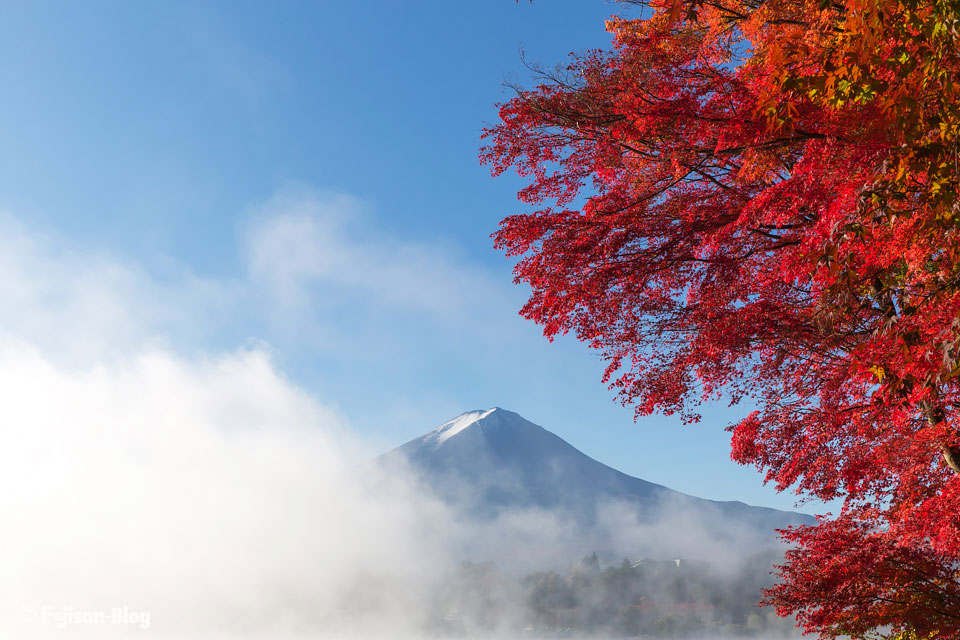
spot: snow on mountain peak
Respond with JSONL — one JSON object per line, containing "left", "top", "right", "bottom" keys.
{"left": 430, "top": 408, "right": 500, "bottom": 445}
{"left": 410, "top": 407, "right": 541, "bottom": 453}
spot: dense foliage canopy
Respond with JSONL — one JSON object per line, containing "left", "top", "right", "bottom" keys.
{"left": 482, "top": 0, "right": 960, "bottom": 636}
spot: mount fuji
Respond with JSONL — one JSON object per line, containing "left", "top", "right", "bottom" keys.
{"left": 378, "top": 408, "right": 814, "bottom": 552}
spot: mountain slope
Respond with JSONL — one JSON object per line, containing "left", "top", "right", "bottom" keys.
{"left": 380, "top": 408, "right": 813, "bottom": 541}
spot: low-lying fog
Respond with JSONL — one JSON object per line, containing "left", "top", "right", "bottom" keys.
{"left": 0, "top": 345, "right": 801, "bottom": 639}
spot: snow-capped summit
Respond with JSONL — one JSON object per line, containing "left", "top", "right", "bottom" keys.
{"left": 412, "top": 407, "right": 560, "bottom": 455}
{"left": 379, "top": 408, "right": 814, "bottom": 541}
{"left": 420, "top": 407, "right": 502, "bottom": 451}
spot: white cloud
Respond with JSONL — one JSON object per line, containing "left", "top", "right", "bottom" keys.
{"left": 0, "top": 191, "right": 565, "bottom": 465}
{"left": 244, "top": 188, "right": 512, "bottom": 324}
{"left": 0, "top": 214, "right": 237, "bottom": 365}
{"left": 0, "top": 207, "right": 460, "bottom": 638}
{"left": 0, "top": 199, "right": 563, "bottom": 638}
{"left": 0, "top": 187, "right": 519, "bottom": 368}
{"left": 0, "top": 344, "right": 460, "bottom": 639}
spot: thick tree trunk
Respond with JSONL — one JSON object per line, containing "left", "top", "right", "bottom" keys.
{"left": 923, "top": 397, "right": 960, "bottom": 474}
{"left": 943, "top": 443, "right": 960, "bottom": 475}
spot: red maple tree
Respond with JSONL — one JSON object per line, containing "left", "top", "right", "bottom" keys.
{"left": 482, "top": 0, "right": 960, "bottom": 636}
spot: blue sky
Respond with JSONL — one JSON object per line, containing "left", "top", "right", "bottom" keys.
{"left": 0, "top": 1, "right": 823, "bottom": 514}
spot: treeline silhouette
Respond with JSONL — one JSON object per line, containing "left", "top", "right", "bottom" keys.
{"left": 428, "top": 550, "right": 801, "bottom": 637}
